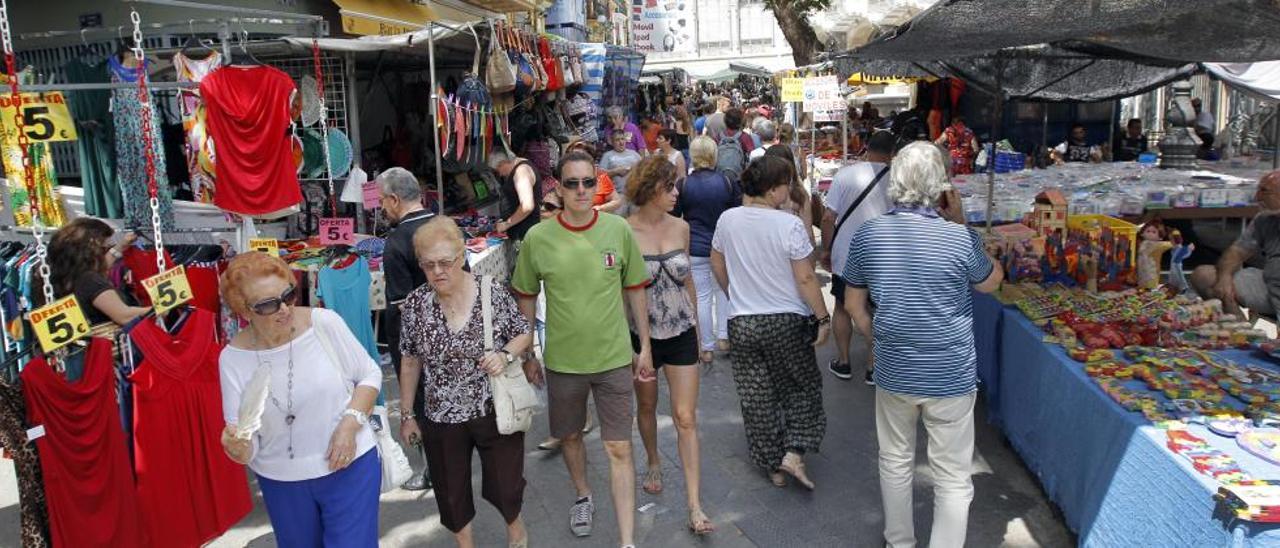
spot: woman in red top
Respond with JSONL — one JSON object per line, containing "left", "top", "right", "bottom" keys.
{"left": 936, "top": 115, "right": 979, "bottom": 175}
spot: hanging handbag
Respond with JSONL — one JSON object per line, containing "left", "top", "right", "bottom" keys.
{"left": 312, "top": 315, "right": 414, "bottom": 494}
{"left": 523, "top": 33, "right": 546, "bottom": 92}
{"left": 485, "top": 23, "right": 516, "bottom": 94}
{"left": 560, "top": 44, "right": 575, "bottom": 87}
{"left": 481, "top": 275, "right": 539, "bottom": 435}
{"left": 509, "top": 26, "right": 536, "bottom": 96}
{"left": 539, "top": 36, "right": 562, "bottom": 92}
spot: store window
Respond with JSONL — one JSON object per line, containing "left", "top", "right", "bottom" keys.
{"left": 738, "top": 4, "right": 775, "bottom": 51}
{"left": 697, "top": 0, "right": 734, "bottom": 53}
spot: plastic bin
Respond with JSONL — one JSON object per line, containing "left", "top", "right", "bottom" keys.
{"left": 1067, "top": 214, "right": 1138, "bottom": 259}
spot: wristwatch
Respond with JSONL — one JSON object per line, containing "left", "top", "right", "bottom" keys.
{"left": 398, "top": 410, "right": 416, "bottom": 424}
{"left": 815, "top": 315, "right": 832, "bottom": 327}
{"left": 340, "top": 408, "right": 369, "bottom": 426}
{"left": 498, "top": 349, "right": 515, "bottom": 365}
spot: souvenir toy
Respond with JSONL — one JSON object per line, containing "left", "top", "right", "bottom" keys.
{"left": 1209, "top": 418, "right": 1253, "bottom": 438}
{"left": 1167, "top": 229, "right": 1195, "bottom": 293}
{"left": 1136, "top": 221, "right": 1174, "bottom": 290}
{"left": 1238, "top": 428, "right": 1280, "bottom": 466}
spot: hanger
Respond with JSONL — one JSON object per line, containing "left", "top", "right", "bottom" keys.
{"left": 178, "top": 20, "right": 216, "bottom": 58}
{"left": 229, "top": 25, "right": 263, "bottom": 66}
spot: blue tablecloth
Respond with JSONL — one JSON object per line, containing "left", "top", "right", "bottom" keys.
{"left": 972, "top": 291, "right": 1004, "bottom": 423}
{"left": 977, "top": 294, "right": 1280, "bottom": 546}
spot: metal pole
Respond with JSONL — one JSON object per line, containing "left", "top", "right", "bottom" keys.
{"left": 428, "top": 24, "right": 444, "bottom": 214}
{"left": 345, "top": 52, "right": 366, "bottom": 231}
{"left": 986, "top": 59, "right": 1005, "bottom": 233}
{"left": 1273, "top": 106, "right": 1279, "bottom": 169}
{"left": 841, "top": 112, "right": 848, "bottom": 160}
{"left": 1107, "top": 100, "right": 1117, "bottom": 162}
{"left": 1041, "top": 102, "right": 1049, "bottom": 159}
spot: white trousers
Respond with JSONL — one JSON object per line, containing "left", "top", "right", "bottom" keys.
{"left": 876, "top": 389, "right": 976, "bottom": 548}
{"left": 690, "top": 256, "right": 729, "bottom": 351}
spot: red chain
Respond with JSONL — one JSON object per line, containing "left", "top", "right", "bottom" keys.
{"left": 4, "top": 51, "right": 35, "bottom": 221}
{"left": 135, "top": 61, "right": 159, "bottom": 202}
{"left": 311, "top": 39, "right": 337, "bottom": 218}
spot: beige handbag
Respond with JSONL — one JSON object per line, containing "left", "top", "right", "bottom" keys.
{"left": 481, "top": 275, "right": 538, "bottom": 435}
{"left": 486, "top": 24, "right": 516, "bottom": 94}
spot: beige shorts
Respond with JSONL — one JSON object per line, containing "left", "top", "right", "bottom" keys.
{"left": 546, "top": 365, "right": 634, "bottom": 442}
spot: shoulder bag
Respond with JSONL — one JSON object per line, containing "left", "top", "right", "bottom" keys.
{"left": 481, "top": 275, "right": 539, "bottom": 435}
{"left": 832, "top": 165, "right": 891, "bottom": 241}
{"left": 313, "top": 314, "right": 414, "bottom": 493}
{"left": 485, "top": 23, "right": 516, "bottom": 94}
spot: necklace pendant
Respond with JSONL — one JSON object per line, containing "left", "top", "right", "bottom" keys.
{"left": 285, "top": 414, "right": 296, "bottom": 425}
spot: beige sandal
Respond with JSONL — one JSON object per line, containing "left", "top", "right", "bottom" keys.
{"left": 688, "top": 508, "right": 715, "bottom": 535}
{"left": 769, "top": 471, "right": 787, "bottom": 487}
{"left": 642, "top": 467, "right": 664, "bottom": 494}
{"left": 509, "top": 535, "right": 528, "bottom": 548}
{"left": 779, "top": 453, "right": 815, "bottom": 490}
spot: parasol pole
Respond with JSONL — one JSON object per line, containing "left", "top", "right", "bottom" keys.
{"left": 985, "top": 56, "right": 1005, "bottom": 233}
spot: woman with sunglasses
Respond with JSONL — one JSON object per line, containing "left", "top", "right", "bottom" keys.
{"left": 625, "top": 155, "right": 715, "bottom": 535}
{"left": 397, "top": 216, "right": 533, "bottom": 548}
{"left": 218, "top": 252, "right": 383, "bottom": 547}
{"left": 44, "top": 217, "right": 148, "bottom": 326}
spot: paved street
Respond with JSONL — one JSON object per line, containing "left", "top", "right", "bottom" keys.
{"left": 1, "top": 284, "right": 1074, "bottom": 547}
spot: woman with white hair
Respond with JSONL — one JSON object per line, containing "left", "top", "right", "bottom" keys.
{"left": 840, "top": 141, "right": 1003, "bottom": 548}
{"left": 679, "top": 136, "right": 740, "bottom": 365}
{"left": 604, "top": 106, "right": 648, "bottom": 156}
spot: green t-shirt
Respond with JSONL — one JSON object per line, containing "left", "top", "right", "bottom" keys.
{"left": 511, "top": 211, "right": 649, "bottom": 374}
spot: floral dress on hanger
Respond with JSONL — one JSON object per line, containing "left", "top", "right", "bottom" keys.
{"left": 173, "top": 51, "right": 222, "bottom": 204}
{"left": 109, "top": 55, "right": 175, "bottom": 230}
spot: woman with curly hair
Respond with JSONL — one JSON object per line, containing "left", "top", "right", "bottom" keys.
{"left": 625, "top": 155, "right": 714, "bottom": 535}
{"left": 45, "top": 217, "right": 148, "bottom": 326}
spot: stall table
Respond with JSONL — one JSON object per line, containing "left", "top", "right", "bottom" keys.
{"left": 467, "top": 241, "right": 510, "bottom": 281}
{"left": 974, "top": 294, "right": 1280, "bottom": 546}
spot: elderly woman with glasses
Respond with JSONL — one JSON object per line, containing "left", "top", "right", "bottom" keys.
{"left": 218, "top": 252, "right": 383, "bottom": 547}
{"left": 397, "top": 215, "right": 533, "bottom": 548}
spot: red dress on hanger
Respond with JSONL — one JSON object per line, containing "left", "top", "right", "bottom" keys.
{"left": 129, "top": 308, "right": 251, "bottom": 547}
{"left": 22, "top": 338, "right": 147, "bottom": 547}
{"left": 200, "top": 65, "right": 302, "bottom": 216}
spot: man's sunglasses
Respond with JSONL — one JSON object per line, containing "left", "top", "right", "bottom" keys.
{"left": 561, "top": 177, "right": 598, "bottom": 190}
{"left": 249, "top": 285, "right": 297, "bottom": 316}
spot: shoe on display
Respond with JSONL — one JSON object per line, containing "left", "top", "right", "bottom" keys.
{"left": 570, "top": 495, "right": 595, "bottom": 537}
{"left": 828, "top": 360, "right": 853, "bottom": 380}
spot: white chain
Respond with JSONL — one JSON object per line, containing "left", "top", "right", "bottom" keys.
{"left": 318, "top": 89, "right": 335, "bottom": 211}
{"left": 0, "top": 0, "right": 12, "bottom": 56}
{"left": 130, "top": 9, "right": 166, "bottom": 274}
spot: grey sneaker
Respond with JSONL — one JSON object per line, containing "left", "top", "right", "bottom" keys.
{"left": 570, "top": 495, "right": 595, "bottom": 537}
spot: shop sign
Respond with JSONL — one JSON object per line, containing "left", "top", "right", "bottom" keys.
{"left": 781, "top": 78, "right": 804, "bottom": 103}
{"left": 141, "top": 266, "right": 193, "bottom": 315}
{"left": 814, "top": 109, "right": 846, "bottom": 123}
{"left": 802, "top": 76, "right": 843, "bottom": 113}
{"left": 341, "top": 15, "right": 416, "bottom": 37}
{"left": 29, "top": 295, "right": 90, "bottom": 353}
{"left": 629, "top": 0, "right": 694, "bottom": 54}
{"left": 0, "top": 92, "right": 77, "bottom": 144}
{"left": 362, "top": 181, "right": 380, "bottom": 210}
{"left": 319, "top": 218, "right": 355, "bottom": 245}
{"left": 248, "top": 238, "right": 280, "bottom": 255}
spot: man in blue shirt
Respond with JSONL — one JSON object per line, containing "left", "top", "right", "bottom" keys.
{"left": 843, "top": 142, "right": 1002, "bottom": 548}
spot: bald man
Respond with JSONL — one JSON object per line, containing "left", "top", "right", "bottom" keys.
{"left": 1191, "top": 171, "right": 1280, "bottom": 318}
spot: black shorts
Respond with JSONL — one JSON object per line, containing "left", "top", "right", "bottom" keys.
{"left": 831, "top": 275, "right": 876, "bottom": 310}
{"left": 630, "top": 327, "right": 699, "bottom": 368}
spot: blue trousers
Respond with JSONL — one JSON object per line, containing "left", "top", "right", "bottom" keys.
{"left": 257, "top": 449, "right": 381, "bottom": 547}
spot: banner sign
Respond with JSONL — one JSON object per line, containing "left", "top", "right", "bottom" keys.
{"left": 781, "top": 78, "right": 804, "bottom": 103}
{"left": 630, "top": 0, "right": 694, "bottom": 53}
{"left": 802, "top": 75, "right": 845, "bottom": 113}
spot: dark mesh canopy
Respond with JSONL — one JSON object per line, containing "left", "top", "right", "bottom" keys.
{"left": 854, "top": 0, "right": 1280, "bottom": 64}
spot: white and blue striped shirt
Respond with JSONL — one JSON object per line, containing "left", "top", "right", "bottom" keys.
{"left": 843, "top": 209, "right": 994, "bottom": 398}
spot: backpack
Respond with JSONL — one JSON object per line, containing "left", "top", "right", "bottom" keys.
{"left": 716, "top": 131, "right": 747, "bottom": 182}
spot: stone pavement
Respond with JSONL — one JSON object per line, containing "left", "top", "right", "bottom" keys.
{"left": 0, "top": 288, "right": 1075, "bottom": 547}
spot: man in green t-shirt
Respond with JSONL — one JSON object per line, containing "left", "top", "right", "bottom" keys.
{"left": 512, "top": 151, "right": 653, "bottom": 546}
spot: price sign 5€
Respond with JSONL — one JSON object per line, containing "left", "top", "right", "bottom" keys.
{"left": 319, "top": 218, "right": 354, "bottom": 245}
{"left": 29, "top": 295, "right": 90, "bottom": 353}
{"left": 249, "top": 238, "right": 280, "bottom": 255}
{"left": 141, "top": 266, "right": 194, "bottom": 315}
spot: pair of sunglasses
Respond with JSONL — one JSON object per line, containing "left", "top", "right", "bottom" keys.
{"left": 249, "top": 285, "right": 297, "bottom": 316}
{"left": 561, "top": 177, "right": 598, "bottom": 190}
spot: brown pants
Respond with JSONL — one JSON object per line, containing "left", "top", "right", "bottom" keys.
{"left": 423, "top": 413, "right": 526, "bottom": 532}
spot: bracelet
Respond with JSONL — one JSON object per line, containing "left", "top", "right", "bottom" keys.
{"left": 815, "top": 315, "right": 831, "bottom": 326}
{"left": 399, "top": 411, "right": 416, "bottom": 423}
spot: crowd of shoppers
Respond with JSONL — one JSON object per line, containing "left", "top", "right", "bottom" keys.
{"left": 204, "top": 93, "right": 1011, "bottom": 548}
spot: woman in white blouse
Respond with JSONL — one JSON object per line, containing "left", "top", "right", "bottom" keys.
{"left": 218, "top": 252, "right": 383, "bottom": 547}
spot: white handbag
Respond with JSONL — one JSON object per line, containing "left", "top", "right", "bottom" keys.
{"left": 481, "top": 275, "right": 539, "bottom": 435}
{"left": 314, "top": 317, "right": 414, "bottom": 493}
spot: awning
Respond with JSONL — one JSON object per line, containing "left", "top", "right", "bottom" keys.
{"left": 1206, "top": 62, "right": 1280, "bottom": 101}
{"left": 851, "top": 0, "right": 1280, "bottom": 64}
{"left": 333, "top": 0, "right": 437, "bottom": 36}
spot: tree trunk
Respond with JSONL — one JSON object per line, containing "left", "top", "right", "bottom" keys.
{"left": 769, "top": 5, "right": 822, "bottom": 66}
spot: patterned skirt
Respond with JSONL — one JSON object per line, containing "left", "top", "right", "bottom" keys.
{"left": 727, "top": 313, "right": 826, "bottom": 471}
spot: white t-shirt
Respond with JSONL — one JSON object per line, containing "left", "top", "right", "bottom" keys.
{"left": 712, "top": 206, "right": 815, "bottom": 318}
{"left": 601, "top": 149, "right": 643, "bottom": 191}
{"left": 826, "top": 161, "right": 892, "bottom": 278}
{"left": 220, "top": 308, "right": 382, "bottom": 482}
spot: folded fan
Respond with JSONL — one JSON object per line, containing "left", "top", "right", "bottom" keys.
{"left": 233, "top": 365, "right": 272, "bottom": 440}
